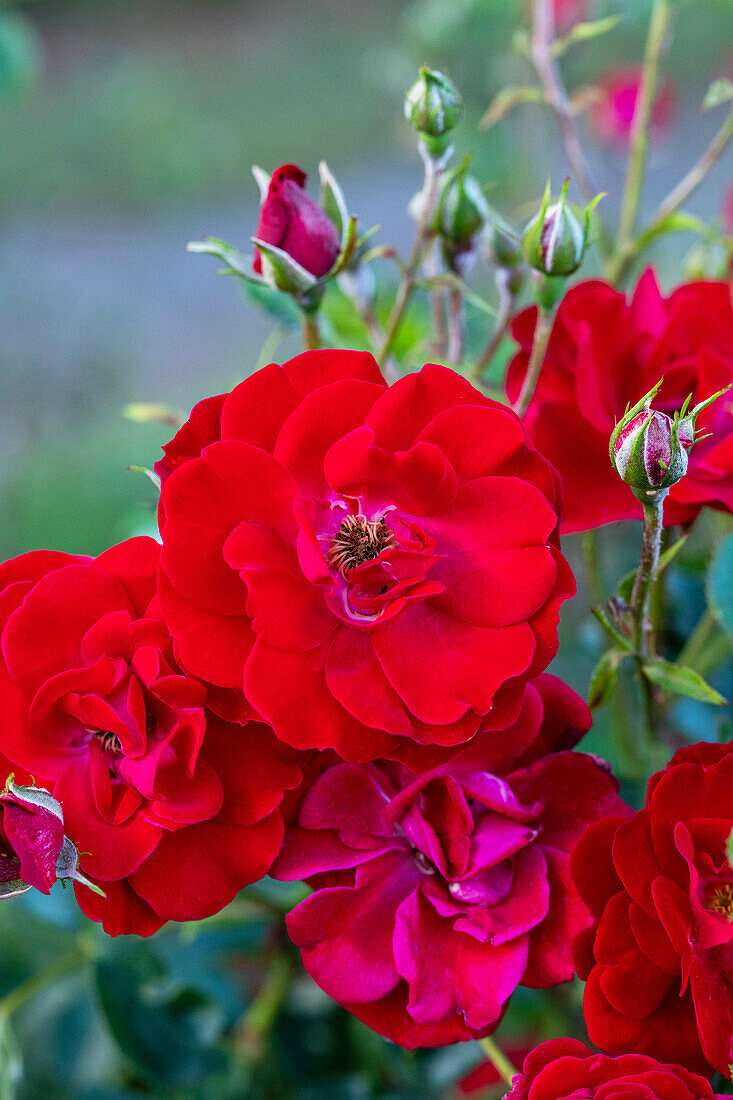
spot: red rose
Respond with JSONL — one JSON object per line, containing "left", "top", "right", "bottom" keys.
{"left": 156, "top": 350, "right": 574, "bottom": 761}
{"left": 0, "top": 537, "right": 303, "bottom": 935}
{"left": 272, "top": 677, "right": 625, "bottom": 1048}
{"left": 505, "top": 1038, "right": 725, "bottom": 1100}
{"left": 252, "top": 163, "right": 341, "bottom": 279}
{"left": 571, "top": 741, "right": 733, "bottom": 1077}
{"left": 507, "top": 270, "right": 733, "bottom": 532}
{"left": 590, "top": 66, "right": 676, "bottom": 147}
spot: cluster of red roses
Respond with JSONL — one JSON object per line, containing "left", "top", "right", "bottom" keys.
{"left": 0, "top": 266, "right": 732, "bottom": 1086}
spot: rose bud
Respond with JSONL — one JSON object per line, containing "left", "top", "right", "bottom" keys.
{"left": 0, "top": 778, "right": 103, "bottom": 899}
{"left": 482, "top": 207, "right": 523, "bottom": 270}
{"left": 252, "top": 162, "right": 341, "bottom": 282}
{"left": 522, "top": 178, "right": 602, "bottom": 278}
{"left": 610, "top": 379, "right": 732, "bottom": 502}
{"left": 404, "top": 66, "right": 463, "bottom": 156}
{"left": 433, "top": 155, "right": 489, "bottom": 275}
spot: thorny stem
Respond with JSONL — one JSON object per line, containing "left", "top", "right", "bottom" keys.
{"left": 300, "top": 311, "right": 321, "bottom": 351}
{"left": 610, "top": 0, "right": 672, "bottom": 284}
{"left": 630, "top": 496, "right": 665, "bottom": 753}
{"left": 447, "top": 286, "right": 465, "bottom": 363}
{"left": 479, "top": 1035, "right": 517, "bottom": 1088}
{"left": 530, "top": 0, "right": 603, "bottom": 227}
{"left": 378, "top": 143, "right": 445, "bottom": 367}
{"left": 473, "top": 269, "right": 516, "bottom": 384}
{"left": 513, "top": 304, "right": 555, "bottom": 419}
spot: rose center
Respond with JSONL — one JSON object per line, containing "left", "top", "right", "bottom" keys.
{"left": 706, "top": 882, "right": 733, "bottom": 917}
{"left": 95, "top": 730, "right": 122, "bottom": 755}
{"left": 327, "top": 514, "right": 395, "bottom": 577}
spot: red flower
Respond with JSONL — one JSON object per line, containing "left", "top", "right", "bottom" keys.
{"left": 156, "top": 351, "right": 574, "bottom": 761}
{"left": 505, "top": 1038, "right": 725, "bottom": 1100}
{"left": 272, "top": 677, "right": 625, "bottom": 1048}
{"left": 571, "top": 742, "right": 733, "bottom": 1077}
{"left": 507, "top": 270, "right": 733, "bottom": 532}
{"left": 590, "top": 66, "right": 675, "bottom": 147}
{"left": 252, "top": 163, "right": 341, "bottom": 279}
{"left": 0, "top": 537, "right": 303, "bottom": 935}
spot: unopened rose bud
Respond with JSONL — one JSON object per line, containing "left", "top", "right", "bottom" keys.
{"left": 482, "top": 209, "right": 523, "bottom": 270}
{"left": 609, "top": 380, "right": 732, "bottom": 501}
{"left": 404, "top": 67, "right": 463, "bottom": 156}
{"left": 252, "top": 162, "right": 341, "bottom": 286}
{"left": 433, "top": 155, "right": 489, "bottom": 274}
{"left": 522, "top": 179, "right": 602, "bottom": 277}
{"left": 0, "top": 779, "right": 64, "bottom": 896}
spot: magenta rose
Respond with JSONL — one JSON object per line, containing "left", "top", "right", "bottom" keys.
{"left": 0, "top": 537, "right": 303, "bottom": 934}
{"left": 273, "top": 676, "right": 625, "bottom": 1048}
{"left": 156, "top": 350, "right": 574, "bottom": 761}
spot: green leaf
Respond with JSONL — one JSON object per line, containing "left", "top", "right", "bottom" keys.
{"left": 552, "top": 15, "right": 623, "bottom": 57}
{"left": 636, "top": 211, "right": 713, "bottom": 251}
{"left": 95, "top": 940, "right": 227, "bottom": 1088}
{"left": 707, "top": 532, "right": 733, "bottom": 639}
{"left": 244, "top": 281, "right": 300, "bottom": 328}
{"left": 122, "top": 402, "right": 183, "bottom": 427}
{"left": 703, "top": 79, "right": 733, "bottom": 110}
{"left": 588, "top": 648, "right": 632, "bottom": 709}
{"left": 479, "top": 86, "right": 545, "bottom": 130}
{"left": 642, "top": 659, "right": 728, "bottom": 705}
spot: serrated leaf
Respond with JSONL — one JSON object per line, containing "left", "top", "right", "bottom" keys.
{"left": 708, "top": 532, "right": 733, "bottom": 639}
{"left": 479, "top": 86, "right": 545, "bottom": 131}
{"left": 552, "top": 15, "right": 623, "bottom": 57}
{"left": 642, "top": 659, "right": 728, "bottom": 705}
{"left": 589, "top": 648, "right": 631, "bottom": 709}
{"left": 703, "top": 79, "right": 733, "bottom": 110}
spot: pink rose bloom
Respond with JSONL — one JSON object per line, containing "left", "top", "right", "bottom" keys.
{"left": 590, "top": 66, "right": 675, "bottom": 147}
{"left": 273, "top": 676, "right": 626, "bottom": 1048}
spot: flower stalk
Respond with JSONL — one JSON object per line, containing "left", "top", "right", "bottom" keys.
{"left": 479, "top": 1035, "right": 517, "bottom": 1087}
{"left": 513, "top": 299, "right": 555, "bottom": 418}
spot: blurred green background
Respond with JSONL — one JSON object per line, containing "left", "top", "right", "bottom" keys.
{"left": 2, "top": 1, "right": 733, "bottom": 1097}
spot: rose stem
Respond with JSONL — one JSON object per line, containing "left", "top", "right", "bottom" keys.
{"left": 629, "top": 495, "right": 666, "bottom": 755}
{"left": 479, "top": 1036, "right": 518, "bottom": 1088}
{"left": 512, "top": 303, "right": 555, "bottom": 419}
{"left": 614, "top": 104, "right": 733, "bottom": 285}
{"left": 473, "top": 270, "right": 516, "bottom": 386}
{"left": 233, "top": 954, "right": 293, "bottom": 1064}
{"left": 608, "top": 0, "right": 672, "bottom": 285}
{"left": 378, "top": 142, "right": 444, "bottom": 368}
{"left": 0, "top": 947, "right": 86, "bottom": 1022}
{"left": 300, "top": 311, "right": 322, "bottom": 351}
{"left": 447, "top": 285, "right": 465, "bottom": 364}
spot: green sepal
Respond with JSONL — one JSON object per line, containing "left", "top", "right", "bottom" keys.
{"left": 326, "top": 215, "right": 358, "bottom": 278}
{"left": 588, "top": 648, "right": 632, "bottom": 710}
{"left": 127, "top": 466, "right": 161, "bottom": 492}
{"left": 319, "top": 160, "right": 348, "bottom": 243}
{"left": 642, "top": 658, "right": 728, "bottom": 705}
{"left": 251, "top": 237, "right": 318, "bottom": 294}
{"left": 187, "top": 237, "right": 266, "bottom": 285}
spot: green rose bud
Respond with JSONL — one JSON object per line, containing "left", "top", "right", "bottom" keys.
{"left": 522, "top": 179, "right": 603, "bottom": 277}
{"left": 404, "top": 67, "right": 463, "bottom": 156}
{"left": 433, "top": 155, "right": 489, "bottom": 274}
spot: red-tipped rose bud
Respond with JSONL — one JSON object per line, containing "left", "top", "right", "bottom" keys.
{"left": 522, "top": 179, "right": 602, "bottom": 278}
{"left": 610, "top": 380, "right": 732, "bottom": 502}
{"left": 252, "top": 163, "right": 341, "bottom": 281}
{"left": 0, "top": 779, "right": 65, "bottom": 896}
